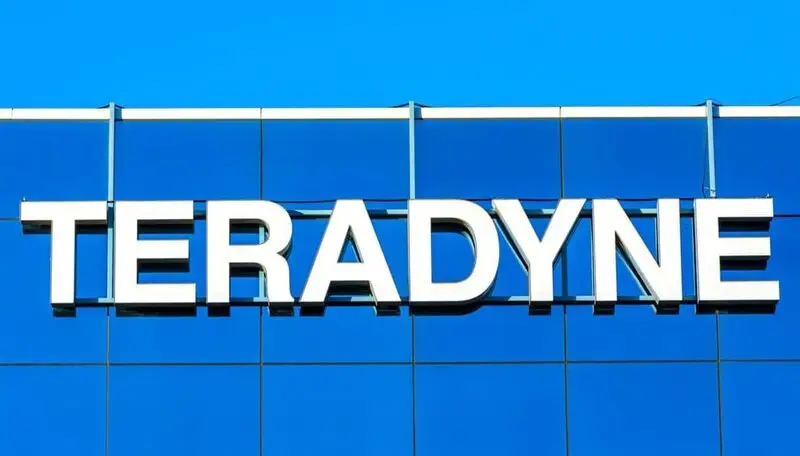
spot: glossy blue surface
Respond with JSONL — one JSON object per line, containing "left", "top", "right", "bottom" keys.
{"left": 111, "top": 121, "right": 261, "bottom": 362}
{"left": 721, "top": 362, "right": 800, "bottom": 456}
{"left": 0, "top": 220, "right": 107, "bottom": 363}
{"left": 109, "top": 366, "right": 259, "bottom": 456}
{"left": 262, "top": 365, "right": 413, "bottom": 456}
{"left": 415, "top": 365, "right": 566, "bottom": 456}
{"left": 415, "top": 120, "right": 564, "bottom": 362}
{"left": 568, "top": 363, "right": 720, "bottom": 455}
{"left": 0, "top": 122, "right": 107, "bottom": 218}
{"left": 563, "top": 119, "right": 715, "bottom": 361}
{"left": 262, "top": 120, "right": 411, "bottom": 362}
{"left": 715, "top": 118, "right": 800, "bottom": 213}
{"left": 0, "top": 367, "right": 104, "bottom": 456}
{"left": 109, "top": 221, "right": 261, "bottom": 363}
{"left": 263, "top": 120, "right": 409, "bottom": 201}
{"left": 263, "top": 218, "right": 411, "bottom": 363}
{"left": 0, "top": 116, "right": 798, "bottom": 455}
{"left": 115, "top": 120, "right": 261, "bottom": 200}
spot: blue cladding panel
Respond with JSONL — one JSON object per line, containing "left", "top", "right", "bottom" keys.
{"left": 110, "top": 222, "right": 260, "bottom": 363}
{"left": 0, "top": 121, "right": 107, "bottom": 217}
{"left": 415, "top": 119, "right": 560, "bottom": 199}
{"left": 262, "top": 120, "right": 410, "bottom": 363}
{"left": 563, "top": 119, "right": 714, "bottom": 360}
{"left": 565, "top": 216, "right": 716, "bottom": 360}
{"left": 414, "top": 217, "right": 565, "bottom": 361}
{"left": 0, "top": 221, "right": 106, "bottom": 363}
{"left": 721, "top": 362, "right": 800, "bottom": 456}
{"left": 0, "top": 121, "right": 107, "bottom": 362}
{"left": 414, "top": 120, "right": 563, "bottom": 362}
{"left": 110, "top": 366, "right": 259, "bottom": 456}
{"left": 262, "top": 365, "right": 413, "bottom": 456}
{"left": 563, "top": 118, "right": 706, "bottom": 198}
{"left": 719, "top": 217, "right": 800, "bottom": 359}
{"left": 415, "top": 365, "right": 566, "bottom": 456}
{"left": 116, "top": 120, "right": 261, "bottom": 200}
{"left": 113, "top": 121, "right": 261, "bottom": 362}
{"left": 716, "top": 119, "right": 800, "bottom": 360}
{"left": 0, "top": 367, "right": 105, "bottom": 456}
{"left": 263, "top": 218, "right": 410, "bottom": 362}
{"left": 568, "top": 363, "right": 719, "bottom": 456}
{"left": 715, "top": 118, "right": 800, "bottom": 213}
{"left": 263, "top": 120, "right": 409, "bottom": 200}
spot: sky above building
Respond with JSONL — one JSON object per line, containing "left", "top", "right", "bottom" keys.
{"left": 1, "top": 0, "right": 798, "bottom": 108}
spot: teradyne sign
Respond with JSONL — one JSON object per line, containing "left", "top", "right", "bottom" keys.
{"left": 19, "top": 198, "right": 780, "bottom": 314}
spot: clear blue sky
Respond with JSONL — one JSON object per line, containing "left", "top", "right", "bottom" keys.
{"left": 1, "top": 0, "right": 798, "bottom": 108}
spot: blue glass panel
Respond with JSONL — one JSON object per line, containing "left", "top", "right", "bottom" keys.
{"left": 721, "top": 362, "right": 800, "bottom": 456}
{"left": 116, "top": 120, "right": 260, "bottom": 200}
{"left": 0, "top": 366, "right": 104, "bottom": 456}
{"left": 716, "top": 118, "right": 800, "bottom": 213}
{"left": 0, "top": 221, "right": 106, "bottom": 363}
{"left": 568, "top": 363, "right": 719, "bottom": 455}
{"left": 112, "top": 120, "right": 261, "bottom": 362}
{"left": 263, "top": 365, "right": 412, "bottom": 456}
{"left": 565, "top": 215, "right": 715, "bottom": 361}
{"left": 415, "top": 119, "right": 560, "bottom": 199}
{"left": 563, "top": 118, "right": 706, "bottom": 198}
{"left": 719, "top": 217, "right": 800, "bottom": 359}
{"left": 262, "top": 120, "right": 410, "bottom": 362}
{"left": 415, "top": 120, "right": 563, "bottom": 362}
{"left": 415, "top": 217, "right": 565, "bottom": 362}
{"left": 111, "top": 222, "right": 259, "bottom": 363}
{"left": 262, "top": 120, "right": 409, "bottom": 200}
{"left": 263, "top": 218, "right": 410, "bottom": 363}
{"left": 110, "top": 366, "right": 259, "bottom": 456}
{"left": 415, "top": 365, "right": 565, "bottom": 456}
{"left": 0, "top": 121, "right": 107, "bottom": 217}
{"left": 563, "top": 119, "right": 712, "bottom": 361}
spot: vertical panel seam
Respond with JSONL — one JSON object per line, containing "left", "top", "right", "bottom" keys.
{"left": 716, "top": 313, "right": 724, "bottom": 456}
{"left": 105, "top": 102, "right": 116, "bottom": 456}
{"left": 408, "top": 101, "right": 418, "bottom": 456}
{"left": 259, "top": 109, "right": 265, "bottom": 456}
{"left": 559, "top": 108, "right": 571, "bottom": 456}
{"left": 706, "top": 99, "right": 724, "bottom": 456}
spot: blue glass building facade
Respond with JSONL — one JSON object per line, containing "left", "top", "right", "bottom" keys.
{"left": 0, "top": 104, "right": 797, "bottom": 455}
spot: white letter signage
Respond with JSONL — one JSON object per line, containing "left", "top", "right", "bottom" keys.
{"left": 694, "top": 198, "right": 779, "bottom": 307}
{"left": 206, "top": 200, "right": 294, "bottom": 305}
{"left": 114, "top": 201, "right": 195, "bottom": 306}
{"left": 592, "top": 198, "right": 683, "bottom": 306}
{"left": 20, "top": 201, "right": 107, "bottom": 307}
{"left": 408, "top": 199, "right": 500, "bottom": 305}
{"left": 19, "top": 197, "right": 781, "bottom": 315}
{"left": 301, "top": 200, "right": 400, "bottom": 309}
